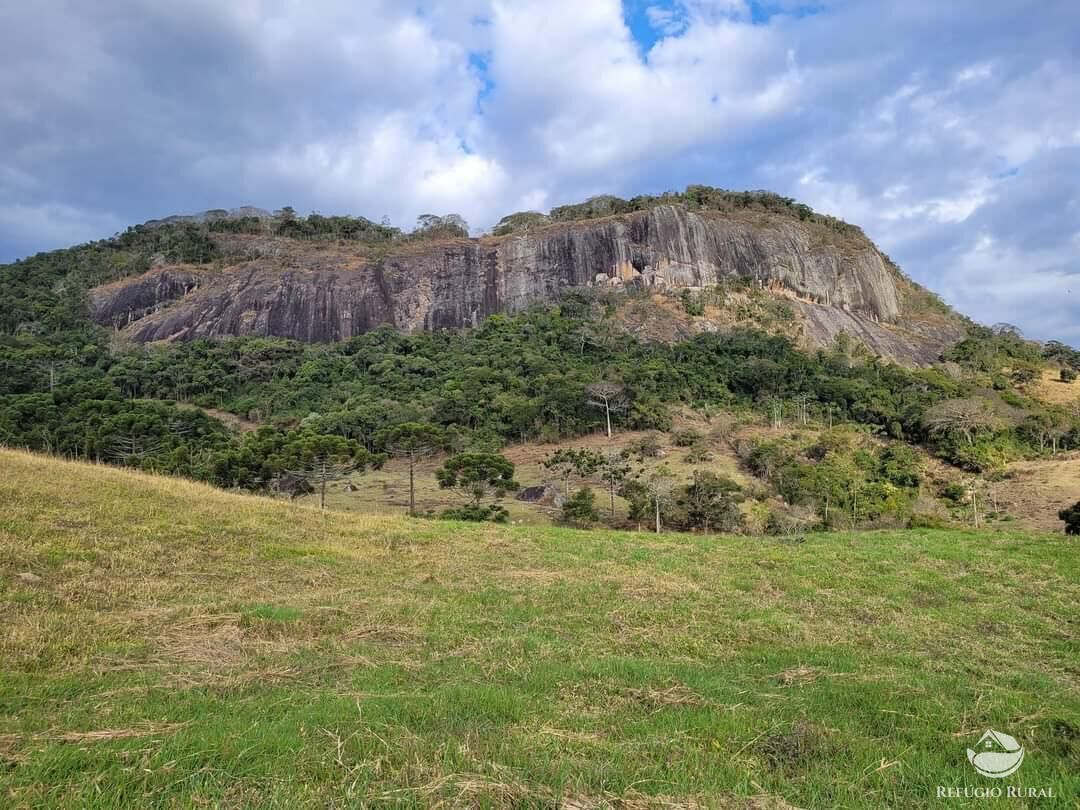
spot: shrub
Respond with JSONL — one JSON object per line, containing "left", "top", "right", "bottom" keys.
{"left": 561, "top": 487, "right": 601, "bottom": 527}
{"left": 1058, "top": 501, "right": 1080, "bottom": 535}
{"left": 440, "top": 504, "right": 509, "bottom": 523}
{"left": 679, "top": 290, "right": 706, "bottom": 317}
{"left": 673, "top": 428, "right": 703, "bottom": 447}
{"left": 686, "top": 445, "right": 714, "bottom": 464}
{"left": 626, "top": 434, "right": 662, "bottom": 461}
{"left": 1061, "top": 367, "right": 1077, "bottom": 383}
{"left": 941, "top": 482, "right": 967, "bottom": 503}
{"left": 628, "top": 398, "right": 673, "bottom": 432}
{"left": 764, "top": 509, "right": 808, "bottom": 538}
{"left": 909, "top": 512, "right": 950, "bottom": 530}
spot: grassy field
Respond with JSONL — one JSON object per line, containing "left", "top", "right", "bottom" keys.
{"left": 0, "top": 449, "right": 1077, "bottom": 808}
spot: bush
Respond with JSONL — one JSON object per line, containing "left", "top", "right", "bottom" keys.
{"left": 440, "top": 504, "right": 509, "bottom": 523}
{"left": 628, "top": 398, "right": 673, "bottom": 432}
{"left": 1058, "top": 501, "right": 1080, "bottom": 535}
{"left": 679, "top": 290, "right": 706, "bottom": 317}
{"left": 1061, "top": 368, "right": 1077, "bottom": 383}
{"left": 686, "top": 445, "right": 713, "bottom": 464}
{"left": 561, "top": 487, "right": 601, "bottom": 527}
{"left": 909, "top": 512, "right": 950, "bottom": 530}
{"left": 673, "top": 428, "right": 703, "bottom": 447}
{"left": 941, "top": 482, "right": 967, "bottom": 503}
{"left": 764, "top": 509, "right": 808, "bottom": 539}
{"left": 626, "top": 434, "right": 662, "bottom": 461}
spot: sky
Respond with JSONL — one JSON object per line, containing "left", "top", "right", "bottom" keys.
{"left": 1, "top": 0, "right": 1078, "bottom": 341}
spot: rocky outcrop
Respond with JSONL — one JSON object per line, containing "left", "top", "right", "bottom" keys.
{"left": 90, "top": 267, "right": 207, "bottom": 329}
{"left": 91, "top": 204, "right": 956, "bottom": 361}
{"left": 790, "top": 301, "right": 961, "bottom": 366}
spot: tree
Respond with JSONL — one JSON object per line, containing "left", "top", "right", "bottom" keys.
{"left": 436, "top": 452, "right": 519, "bottom": 507}
{"left": 625, "top": 434, "right": 661, "bottom": 461}
{"left": 810, "top": 452, "right": 864, "bottom": 528}
{"left": 620, "top": 479, "right": 651, "bottom": 529}
{"left": 284, "top": 434, "right": 382, "bottom": 510}
{"left": 414, "top": 213, "right": 469, "bottom": 239}
{"left": 108, "top": 433, "right": 163, "bottom": 466}
{"left": 1059, "top": 501, "right": 1080, "bottom": 535}
{"left": 562, "top": 487, "right": 601, "bottom": 527}
{"left": 1010, "top": 362, "right": 1040, "bottom": 387}
{"left": 645, "top": 465, "right": 675, "bottom": 533}
{"left": 376, "top": 422, "right": 444, "bottom": 516}
{"left": 586, "top": 382, "right": 628, "bottom": 438}
{"left": 598, "top": 450, "right": 632, "bottom": 521}
{"left": 542, "top": 447, "right": 602, "bottom": 497}
{"left": 679, "top": 471, "right": 743, "bottom": 534}
{"left": 923, "top": 398, "right": 1003, "bottom": 446}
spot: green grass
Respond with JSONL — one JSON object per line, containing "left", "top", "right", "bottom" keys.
{"left": 0, "top": 449, "right": 1077, "bottom": 808}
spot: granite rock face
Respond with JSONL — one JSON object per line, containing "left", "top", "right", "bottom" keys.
{"left": 90, "top": 268, "right": 206, "bottom": 329}
{"left": 91, "top": 204, "right": 953, "bottom": 361}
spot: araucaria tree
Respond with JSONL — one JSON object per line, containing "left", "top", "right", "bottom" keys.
{"left": 586, "top": 382, "right": 628, "bottom": 439}
{"left": 542, "top": 447, "right": 602, "bottom": 497}
{"left": 376, "top": 422, "right": 444, "bottom": 516}
{"left": 561, "top": 487, "right": 601, "bottom": 527}
{"left": 598, "top": 450, "right": 632, "bottom": 521}
{"left": 436, "top": 452, "right": 519, "bottom": 521}
{"left": 284, "top": 434, "right": 382, "bottom": 510}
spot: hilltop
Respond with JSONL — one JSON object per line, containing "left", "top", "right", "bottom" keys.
{"left": 7, "top": 186, "right": 963, "bottom": 365}
{"left": 0, "top": 449, "right": 1077, "bottom": 807}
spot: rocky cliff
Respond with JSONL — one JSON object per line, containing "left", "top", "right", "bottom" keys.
{"left": 89, "top": 203, "right": 962, "bottom": 363}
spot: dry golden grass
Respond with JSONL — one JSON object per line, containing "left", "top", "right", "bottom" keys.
{"left": 1032, "top": 366, "right": 1080, "bottom": 407}
{"left": 1001, "top": 452, "right": 1080, "bottom": 530}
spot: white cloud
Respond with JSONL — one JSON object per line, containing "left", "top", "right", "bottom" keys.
{"left": 646, "top": 5, "right": 688, "bottom": 35}
{"left": 484, "top": 0, "right": 800, "bottom": 188}
{"left": 0, "top": 0, "right": 1078, "bottom": 342}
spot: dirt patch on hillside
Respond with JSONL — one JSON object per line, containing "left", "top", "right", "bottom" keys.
{"left": 999, "top": 454, "right": 1080, "bottom": 532}
{"left": 1033, "top": 368, "right": 1080, "bottom": 408}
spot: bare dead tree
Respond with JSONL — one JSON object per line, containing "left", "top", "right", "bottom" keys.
{"left": 645, "top": 466, "right": 675, "bottom": 534}
{"left": 924, "top": 398, "right": 1003, "bottom": 446}
{"left": 770, "top": 399, "right": 784, "bottom": 430}
{"left": 793, "top": 395, "right": 811, "bottom": 426}
{"left": 599, "top": 451, "right": 632, "bottom": 521}
{"left": 586, "top": 382, "right": 629, "bottom": 439}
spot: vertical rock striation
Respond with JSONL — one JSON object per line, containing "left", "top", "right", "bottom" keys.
{"left": 91, "top": 204, "right": 935, "bottom": 356}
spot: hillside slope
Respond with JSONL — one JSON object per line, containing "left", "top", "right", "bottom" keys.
{"left": 1, "top": 450, "right": 1077, "bottom": 807}
{"left": 83, "top": 193, "right": 964, "bottom": 364}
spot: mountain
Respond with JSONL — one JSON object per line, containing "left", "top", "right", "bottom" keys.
{"left": 3, "top": 185, "right": 1080, "bottom": 537}
{"left": 84, "top": 189, "right": 964, "bottom": 365}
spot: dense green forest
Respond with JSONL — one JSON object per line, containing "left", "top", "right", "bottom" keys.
{"left": 3, "top": 207, "right": 1080, "bottom": 529}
